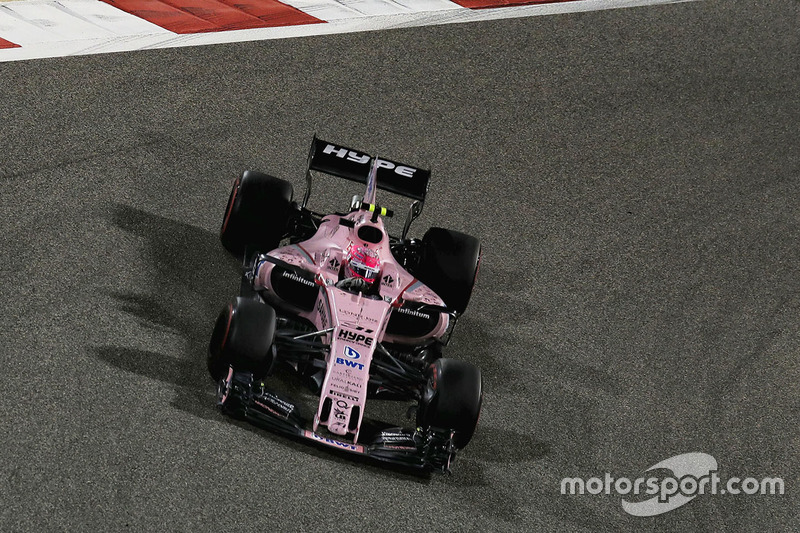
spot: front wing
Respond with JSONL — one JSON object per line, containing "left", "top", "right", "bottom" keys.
{"left": 216, "top": 368, "right": 456, "bottom": 473}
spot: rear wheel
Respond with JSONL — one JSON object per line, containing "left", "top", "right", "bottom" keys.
{"left": 413, "top": 228, "right": 481, "bottom": 315}
{"left": 220, "top": 170, "right": 294, "bottom": 260}
{"left": 208, "top": 297, "right": 277, "bottom": 381}
{"left": 417, "top": 358, "right": 482, "bottom": 449}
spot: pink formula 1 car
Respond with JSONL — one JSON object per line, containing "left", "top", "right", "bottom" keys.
{"left": 209, "top": 137, "right": 483, "bottom": 472}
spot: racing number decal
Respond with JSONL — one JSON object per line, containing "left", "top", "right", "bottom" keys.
{"left": 334, "top": 400, "right": 348, "bottom": 421}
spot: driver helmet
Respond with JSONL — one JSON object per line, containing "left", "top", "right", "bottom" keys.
{"left": 344, "top": 244, "right": 381, "bottom": 283}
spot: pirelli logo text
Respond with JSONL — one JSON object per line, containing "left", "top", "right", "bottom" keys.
{"left": 329, "top": 389, "right": 359, "bottom": 403}
{"left": 338, "top": 328, "right": 374, "bottom": 347}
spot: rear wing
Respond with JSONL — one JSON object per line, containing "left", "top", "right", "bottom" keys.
{"left": 306, "top": 136, "right": 431, "bottom": 202}
{"left": 303, "top": 136, "right": 430, "bottom": 240}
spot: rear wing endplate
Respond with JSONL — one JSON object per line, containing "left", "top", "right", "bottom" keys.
{"left": 306, "top": 136, "right": 431, "bottom": 202}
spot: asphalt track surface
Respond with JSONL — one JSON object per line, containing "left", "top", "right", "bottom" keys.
{"left": 2, "top": 0, "right": 798, "bottom": 531}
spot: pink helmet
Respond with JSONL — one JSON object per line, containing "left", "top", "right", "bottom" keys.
{"left": 345, "top": 244, "right": 380, "bottom": 283}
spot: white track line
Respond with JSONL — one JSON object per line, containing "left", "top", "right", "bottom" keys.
{"left": 0, "top": 0, "right": 698, "bottom": 62}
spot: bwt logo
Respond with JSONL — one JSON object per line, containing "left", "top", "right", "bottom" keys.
{"left": 323, "top": 144, "right": 418, "bottom": 178}
{"left": 560, "top": 452, "right": 785, "bottom": 517}
{"left": 336, "top": 357, "right": 364, "bottom": 370}
{"left": 343, "top": 346, "right": 361, "bottom": 359}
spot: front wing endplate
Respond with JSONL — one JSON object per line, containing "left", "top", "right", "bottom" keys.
{"left": 216, "top": 368, "right": 455, "bottom": 473}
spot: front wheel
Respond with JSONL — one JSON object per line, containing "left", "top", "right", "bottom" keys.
{"left": 208, "top": 297, "right": 277, "bottom": 381}
{"left": 417, "top": 358, "right": 483, "bottom": 449}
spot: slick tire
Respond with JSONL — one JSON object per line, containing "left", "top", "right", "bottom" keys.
{"left": 220, "top": 170, "right": 294, "bottom": 260}
{"left": 417, "top": 358, "right": 483, "bottom": 449}
{"left": 414, "top": 227, "right": 481, "bottom": 315}
{"left": 208, "top": 297, "right": 277, "bottom": 381}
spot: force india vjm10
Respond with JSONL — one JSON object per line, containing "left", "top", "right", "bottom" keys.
{"left": 208, "top": 137, "right": 483, "bottom": 472}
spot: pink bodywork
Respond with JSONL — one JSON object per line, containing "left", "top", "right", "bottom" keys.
{"left": 253, "top": 210, "right": 448, "bottom": 443}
